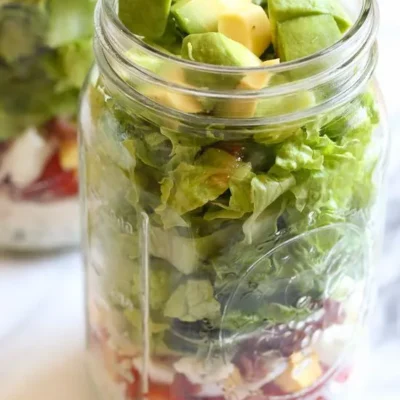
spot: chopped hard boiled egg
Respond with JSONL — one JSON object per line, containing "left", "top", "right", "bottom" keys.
{"left": 174, "top": 357, "right": 235, "bottom": 385}
{"left": 218, "top": 3, "right": 272, "bottom": 57}
{"left": 0, "top": 127, "right": 55, "bottom": 189}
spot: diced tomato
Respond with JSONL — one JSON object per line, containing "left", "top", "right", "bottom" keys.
{"left": 20, "top": 152, "right": 78, "bottom": 200}
{"left": 148, "top": 383, "right": 173, "bottom": 400}
{"left": 127, "top": 377, "right": 176, "bottom": 400}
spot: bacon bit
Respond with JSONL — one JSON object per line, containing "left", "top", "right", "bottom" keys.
{"left": 44, "top": 118, "right": 77, "bottom": 141}
{"left": 262, "top": 381, "right": 287, "bottom": 397}
{"left": 214, "top": 142, "right": 246, "bottom": 160}
{"left": 237, "top": 354, "right": 270, "bottom": 383}
{"left": 170, "top": 373, "right": 202, "bottom": 400}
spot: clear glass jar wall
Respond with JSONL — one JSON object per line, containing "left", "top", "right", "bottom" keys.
{"left": 0, "top": 0, "right": 95, "bottom": 250}
{"left": 81, "top": 0, "right": 388, "bottom": 399}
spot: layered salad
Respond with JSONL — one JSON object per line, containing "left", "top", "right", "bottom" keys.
{"left": 0, "top": 0, "right": 95, "bottom": 249}
{"left": 85, "top": 0, "right": 381, "bottom": 399}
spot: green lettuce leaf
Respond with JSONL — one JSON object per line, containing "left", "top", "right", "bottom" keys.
{"left": 150, "top": 223, "right": 242, "bottom": 274}
{"left": 222, "top": 304, "right": 311, "bottom": 332}
{"left": 243, "top": 173, "right": 295, "bottom": 244}
{"left": 164, "top": 279, "right": 221, "bottom": 322}
{"left": 131, "top": 258, "right": 182, "bottom": 311}
{"left": 157, "top": 149, "right": 243, "bottom": 216}
{"left": 204, "top": 162, "right": 254, "bottom": 221}
{"left": 46, "top": 0, "right": 96, "bottom": 47}
{"left": 52, "top": 38, "right": 93, "bottom": 90}
{"left": 275, "top": 134, "right": 324, "bottom": 172}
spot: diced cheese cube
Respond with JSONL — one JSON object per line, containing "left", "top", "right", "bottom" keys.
{"left": 148, "top": 90, "right": 203, "bottom": 114}
{"left": 143, "top": 67, "right": 203, "bottom": 114}
{"left": 0, "top": 127, "right": 55, "bottom": 189}
{"left": 59, "top": 139, "right": 78, "bottom": 171}
{"left": 239, "top": 59, "right": 280, "bottom": 90}
{"left": 217, "top": 59, "right": 280, "bottom": 118}
{"left": 218, "top": 4, "right": 272, "bottom": 56}
{"left": 274, "top": 351, "right": 322, "bottom": 393}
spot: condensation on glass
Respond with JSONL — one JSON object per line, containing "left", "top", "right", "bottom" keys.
{"left": 80, "top": 0, "right": 388, "bottom": 399}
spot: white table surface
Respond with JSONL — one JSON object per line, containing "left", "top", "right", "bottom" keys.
{"left": 1, "top": 1, "right": 399, "bottom": 399}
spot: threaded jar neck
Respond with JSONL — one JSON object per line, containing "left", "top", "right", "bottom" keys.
{"left": 93, "top": 0, "right": 379, "bottom": 127}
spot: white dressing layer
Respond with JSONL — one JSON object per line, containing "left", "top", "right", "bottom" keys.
{"left": 0, "top": 191, "right": 79, "bottom": 250}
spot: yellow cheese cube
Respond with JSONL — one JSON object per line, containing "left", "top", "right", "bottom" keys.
{"left": 274, "top": 352, "right": 323, "bottom": 393}
{"left": 218, "top": 4, "right": 272, "bottom": 57}
{"left": 239, "top": 58, "right": 280, "bottom": 90}
{"left": 146, "top": 89, "right": 203, "bottom": 114}
{"left": 59, "top": 140, "right": 78, "bottom": 171}
{"left": 145, "top": 67, "right": 203, "bottom": 114}
{"left": 217, "top": 59, "right": 280, "bottom": 118}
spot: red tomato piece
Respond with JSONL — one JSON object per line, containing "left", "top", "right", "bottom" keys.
{"left": 20, "top": 152, "right": 78, "bottom": 200}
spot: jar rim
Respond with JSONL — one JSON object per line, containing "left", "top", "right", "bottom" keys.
{"left": 94, "top": 0, "right": 379, "bottom": 126}
{"left": 100, "top": 0, "right": 375, "bottom": 74}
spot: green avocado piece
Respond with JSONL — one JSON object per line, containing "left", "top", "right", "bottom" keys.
{"left": 277, "top": 15, "right": 342, "bottom": 62}
{"left": 0, "top": 3, "right": 47, "bottom": 63}
{"left": 182, "top": 32, "right": 261, "bottom": 68}
{"left": 268, "top": 0, "right": 351, "bottom": 33}
{"left": 172, "top": 0, "right": 221, "bottom": 34}
{"left": 181, "top": 32, "right": 261, "bottom": 90}
{"left": 119, "top": 0, "right": 172, "bottom": 38}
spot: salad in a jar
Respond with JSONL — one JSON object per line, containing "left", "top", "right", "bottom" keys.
{"left": 0, "top": 0, "right": 95, "bottom": 250}
{"left": 84, "top": 0, "right": 384, "bottom": 399}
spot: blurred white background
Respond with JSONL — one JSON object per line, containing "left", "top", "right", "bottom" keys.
{"left": 0, "top": 0, "right": 399, "bottom": 399}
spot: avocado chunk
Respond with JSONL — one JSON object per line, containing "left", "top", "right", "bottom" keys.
{"left": 172, "top": 0, "right": 251, "bottom": 34}
{"left": 0, "top": 3, "right": 47, "bottom": 63}
{"left": 181, "top": 32, "right": 261, "bottom": 89}
{"left": 182, "top": 32, "right": 261, "bottom": 67}
{"left": 172, "top": 0, "right": 222, "bottom": 33}
{"left": 268, "top": 0, "right": 351, "bottom": 33}
{"left": 277, "top": 15, "right": 342, "bottom": 62}
{"left": 119, "top": 0, "right": 172, "bottom": 38}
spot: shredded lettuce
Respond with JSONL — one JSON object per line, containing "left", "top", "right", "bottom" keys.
{"left": 164, "top": 279, "right": 221, "bottom": 322}
{"left": 88, "top": 71, "right": 380, "bottom": 356}
{"left": 0, "top": 0, "right": 94, "bottom": 141}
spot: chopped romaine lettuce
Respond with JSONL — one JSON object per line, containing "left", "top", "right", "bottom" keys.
{"left": 0, "top": 0, "right": 94, "bottom": 141}
{"left": 164, "top": 279, "right": 221, "bottom": 322}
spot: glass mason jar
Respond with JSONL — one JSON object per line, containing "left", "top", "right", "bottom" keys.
{"left": 81, "top": 0, "right": 388, "bottom": 399}
{"left": 0, "top": 0, "right": 95, "bottom": 250}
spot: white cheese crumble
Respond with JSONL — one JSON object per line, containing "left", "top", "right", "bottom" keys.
{"left": 174, "top": 357, "right": 235, "bottom": 385}
{"left": 133, "top": 357, "right": 175, "bottom": 385}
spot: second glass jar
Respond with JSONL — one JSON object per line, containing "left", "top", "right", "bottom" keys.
{"left": 0, "top": 0, "right": 95, "bottom": 250}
